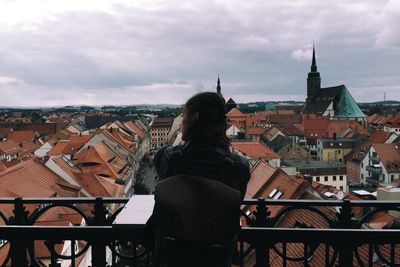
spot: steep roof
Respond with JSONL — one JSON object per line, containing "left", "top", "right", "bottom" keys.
{"left": 303, "top": 85, "right": 364, "bottom": 118}
{"left": 245, "top": 127, "right": 267, "bottom": 136}
{"left": 124, "top": 120, "right": 146, "bottom": 139}
{"left": 0, "top": 159, "right": 79, "bottom": 197}
{"left": 231, "top": 141, "right": 279, "bottom": 159}
{"left": 372, "top": 143, "right": 400, "bottom": 173}
{"left": 335, "top": 85, "right": 365, "bottom": 118}
{"left": 327, "top": 120, "right": 367, "bottom": 137}
{"left": 303, "top": 85, "right": 343, "bottom": 115}
{"left": 7, "top": 130, "right": 37, "bottom": 143}
{"left": 227, "top": 108, "right": 245, "bottom": 117}
{"left": 0, "top": 140, "right": 23, "bottom": 155}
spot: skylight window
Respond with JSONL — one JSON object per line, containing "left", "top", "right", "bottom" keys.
{"left": 273, "top": 191, "right": 283, "bottom": 199}
{"left": 268, "top": 188, "right": 278, "bottom": 198}
{"left": 268, "top": 187, "right": 283, "bottom": 199}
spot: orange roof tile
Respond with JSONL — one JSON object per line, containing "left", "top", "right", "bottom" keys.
{"left": 372, "top": 143, "right": 400, "bottom": 173}
{"left": 0, "top": 140, "right": 22, "bottom": 155}
{"left": 245, "top": 127, "right": 267, "bottom": 136}
{"left": 231, "top": 141, "right": 280, "bottom": 159}
{"left": 0, "top": 159, "right": 79, "bottom": 198}
{"left": 244, "top": 160, "right": 277, "bottom": 199}
{"left": 48, "top": 140, "right": 69, "bottom": 156}
{"left": 124, "top": 121, "right": 146, "bottom": 139}
{"left": 7, "top": 130, "right": 37, "bottom": 143}
{"left": 327, "top": 120, "right": 367, "bottom": 137}
{"left": 227, "top": 108, "right": 245, "bottom": 117}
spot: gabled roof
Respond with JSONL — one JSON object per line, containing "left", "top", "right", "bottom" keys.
{"left": 303, "top": 85, "right": 364, "bottom": 118}
{"left": 275, "top": 124, "right": 304, "bottom": 136}
{"left": 0, "top": 128, "right": 11, "bottom": 137}
{"left": 245, "top": 127, "right": 267, "bottom": 136}
{"left": 74, "top": 172, "right": 122, "bottom": 197}
{"left": 74, "top": 142, "right": 130, "bottom": 180}
{"left": 0, "top": 159, "right": 79, "bottom": 197}
{"left": 327, "top": 120, "right": 367, "bottom": 137}
{"left": 335, "top": 85, "right": 365, "bottom": 118}
{"left": 303, "top": 85, "right": 343, "bottom": 115}
{"left": 372, "top": 143, "right": 400, "bottom": 173}
{"left": 226, "top": 108, "right": 245, "bottom": 117}
{"left": 367, "top": 113, "right": 392, "bottom": 125}
{"left": 231, "top": 141, "right": 280, "bottom": 159}
{"left": 124, "top": 120, "right": 146, "bottom": 139}
{"left": 0, "top": 140, "right": 23, "bottom": 154}
{"left": 7, "top": 130, "right": 37, "bottom": 143}
{"left": 385, "top": 113, "right": 400, "bottom": 127}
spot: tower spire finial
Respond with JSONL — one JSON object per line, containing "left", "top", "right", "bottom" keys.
{"left": 216, "top": 74, "right": 221, "bottom": 95}
{"left": 311, "top": 43, "right": 317, "bottom": 72}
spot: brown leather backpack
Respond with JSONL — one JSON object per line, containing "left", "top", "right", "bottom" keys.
{"left": 152, "top": 174, "right": 241, "bottom": 267}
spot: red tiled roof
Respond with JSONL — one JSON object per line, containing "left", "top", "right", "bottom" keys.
{"left": 327, "top": 120, "right": 367, "bottom": 137}
{"left": 385, "top": 112, "right": 400, "bottom": 127}
{"left": 372, "top": 143, "right": 400, "bottom": 173}
{"left": 227, "top": 108, "right": 245, "bottom": 117}
{"left": 124, "top": 121, "right": 146, "bottom": 139}
{"left": 74, "top": 142, "right": 130, "bottom": 180}
{"left": 245, "top": 127, "right": 267, "bottom": 136}
{"left": 48, "top": 140, "right": 69, "bottom": 156}
{"left": 7, "top": 130, "right": 37, "bottom": 143}
{"left": 231, "top": 141, "right": 280, "bottom": 159}
{"left": 0, "top": 128, "right": 11, "bottom": 137}
{"left": 302, "top": 115, "right": 329, "bottom": 138}
{"left": 0, "top": 159, "right": 79, "bottom": 198}
{"left": 0, "top": 140, "right": 22, "bottom": 155}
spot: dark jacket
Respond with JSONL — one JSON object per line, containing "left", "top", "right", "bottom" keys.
{"left": 150, "top": 140, "right": 250, "bottom": 266}
{"left": 154, "top": 140, "right": 250, "bottom": 199}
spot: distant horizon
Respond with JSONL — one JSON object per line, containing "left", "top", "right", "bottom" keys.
{"left": 0, "top": 99, "right": 399, "bottom": 110}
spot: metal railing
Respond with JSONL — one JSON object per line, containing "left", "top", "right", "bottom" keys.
{"left": 0, "top": 197, "right": 399, "bottom": 266}
{"left": 366, "top": 165, "right": 383, "bottom": 174}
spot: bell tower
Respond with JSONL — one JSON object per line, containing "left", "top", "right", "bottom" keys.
{"left": 306, "top": 45, "right": 321, "bottom": 103}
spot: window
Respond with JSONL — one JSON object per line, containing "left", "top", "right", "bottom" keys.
{"left": 324, "top": 176, "right": 328, "bottom": 182}
{"left": 316, "top": 176, "right": 320, "bottom": 182}
{"left": 333, "top": 176, "right": 337, "bottom": 181}
{"left": 391, "top": 175, "right": 395, "bottom": 181}
{"left": 361, "top": 174, "right": 364, "bottom": 179}
{"left": 340, "top": 186, "right": 343, "bottom": 191}
{"left": 361, "top": 163, "right": 364, "bottom": 168}
{"left": 339, "top": 175, "right": 343, "bottom": 181}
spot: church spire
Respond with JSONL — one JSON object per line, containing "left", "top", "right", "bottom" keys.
{"left": 307, "top": 44, "right": 321, "bottom": 103}
{"left": 311, "top": 44, "right": 317, "bottom": 72}
{"left": 216, "top": 75, "right": 221, "bottom": 95}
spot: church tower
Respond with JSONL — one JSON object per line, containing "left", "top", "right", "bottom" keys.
{"left": 306, "top": 45, "right": 321, "bottom": 103}
{"left": 216, "top": 75, "right": 222, "bottom": 96}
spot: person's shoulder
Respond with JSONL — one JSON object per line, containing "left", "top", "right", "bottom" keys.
{"left": 229, "top": 153, "right": 250, "bottom": 170}
{"left": 154, "top": 144, "right": 183, "bottom": 163}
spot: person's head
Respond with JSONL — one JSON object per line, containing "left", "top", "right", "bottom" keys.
{"left": 181, "top": 92, "right": 229, "bottom": 148}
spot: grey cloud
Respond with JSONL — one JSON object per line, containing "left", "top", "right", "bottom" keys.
{"left": 0, "top": 0, "right": 399, "bottom": 106}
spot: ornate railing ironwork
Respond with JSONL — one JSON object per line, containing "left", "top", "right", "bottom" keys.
{"left": 0, "top": 197, "right": 399, "bottom": 266}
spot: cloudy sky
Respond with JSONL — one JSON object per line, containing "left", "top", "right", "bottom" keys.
{"left": 0, "top": 0, "right": 399, "bottom": 106}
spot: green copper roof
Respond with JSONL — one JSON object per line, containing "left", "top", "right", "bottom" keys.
{"left": 335, "top": 85, "right": 365, "bottom": 118}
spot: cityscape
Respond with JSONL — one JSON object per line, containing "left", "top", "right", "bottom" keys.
{"left": 1, "top": 0, "right": 400, "bottom": 266}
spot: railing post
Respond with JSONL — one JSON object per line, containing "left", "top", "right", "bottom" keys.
{"left": 337, "top": 199, "right": 354, "bottom": 267}
{"left": 253, "top": 199, "right": 271, "bottom": 267}
{"left": 10, "top": 198, "right": 29, "bottom": 267}
{"left": 91, "top": 197, "right": 108, "bottom": 267}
